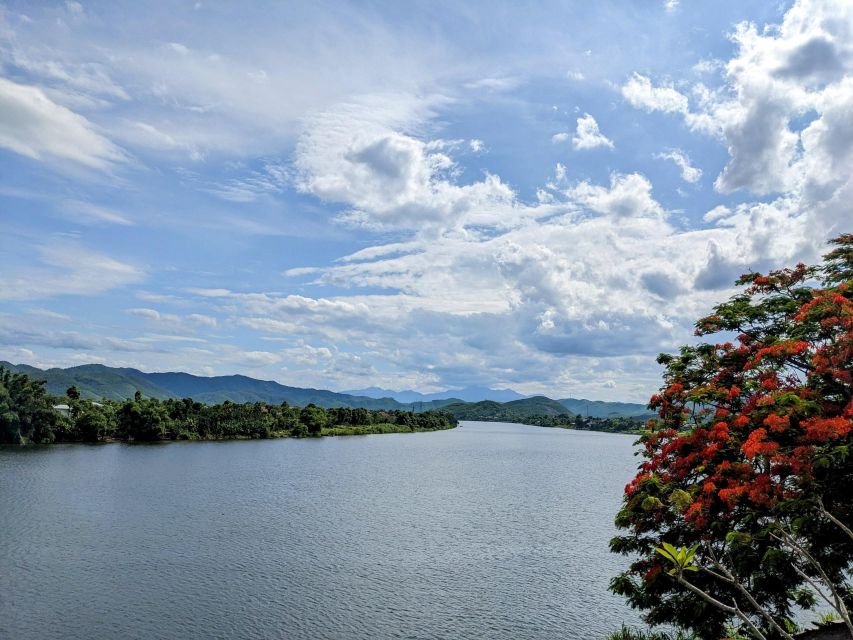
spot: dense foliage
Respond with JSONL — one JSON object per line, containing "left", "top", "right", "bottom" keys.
{"left": 0, "top": 375, "right": 457, "bottom": 444}
{"left": 610, "top": 235, "right": 853, "bottom": 639}
{"left": 0, "top": 368, "right": 69, "bottom": 444}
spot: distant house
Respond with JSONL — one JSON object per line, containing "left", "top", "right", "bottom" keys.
{"left": 53, "top": 402, "right": 102, "bottom": 417}
{"left": 53, "top": 404, "right": 71, "bottom": 417}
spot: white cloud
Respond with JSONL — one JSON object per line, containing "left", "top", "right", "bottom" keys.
{"left": 5, "top": 50, "right": 130, "bottom": 101}
{"left": 692, "top": 58, "right": 722, "bottom": 75}
{"left": 621, "top": 0, "right": 853, "bottom": 201}
{"left": 565, "top": 173, "right": 663, "bottom": 218}
{"left": 4, "top": 0, "right": 851, "bottom": 400}
{"left": 65, "top": 2, "right": 84, "bottom": 18}
{"left": 655, "top": 149, "right": 702, "bottom": 183}
{"left": 242, "top": 350, "right": 281, "bottom": 366}
{"left": 0, "top": 77, "right": 124, "bottom": 169}
{"left": 126, "top": 308, "right": 218, "bottom": 333}
{"left": 206, "top": 161, "right": 290, "bottom": 202}
{"left": 551, "top": 132, "right": 570, "bottom": 144}
{"left": 0, "top": 2, "right": 477, "bottom": 162}
{"left": 621, "top": 73, "right": 689, "bottom": 114}
{"left": 711, "top": 0, "right": 853, "bottom": 195}
{"left": 703, "top": 205, "right": 731, "bottom": 222}
{"left": 572, "top": 113, "right": 614, "bottom": 150}
{"left": 294, "top": 94, "right": 522, "bottom": 230}
{"left": 465, "top": 77, "right": 520, "bottom": 92}
{"left": 62, "top": 200, "right": 133, "bottom": 225}
{"left": 0, "top": 243, "right": 143, "bottom": 300}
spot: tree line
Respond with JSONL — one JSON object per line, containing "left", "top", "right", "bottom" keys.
{"left": 512, "top": 413, "right": 644, "bottom": 434}
{"left": 0, "top": 371, "right": 457, "bottom": 444}
{"left": 446, "top": 401, "right": 644, "bottom": 433}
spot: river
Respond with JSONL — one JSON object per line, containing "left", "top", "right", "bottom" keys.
{"left": 0, "top": 421, "right": 641, "bottom": 639}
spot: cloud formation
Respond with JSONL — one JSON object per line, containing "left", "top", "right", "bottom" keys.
{"left": 294, "top": 95, "right": 522, "bottom": 230}
{"left": 1, "top": 0, "right": 850, "bottom": 401}
{"left": 0, "top": 243, "right": 143, "bottom": 301}
{"left": 0, "top": 77, "right": 124, "bottom": 169}
{"left": 655, "top": 149, "right": 702, "bottom": 183}
{"left": 572, "top": 113, "right": 614, "bottom": 150}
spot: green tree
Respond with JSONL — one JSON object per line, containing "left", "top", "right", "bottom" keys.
{"left": 300, "top": 404, "right": 327, "bottom": 436}
{"left": 74, "top": 404, "right": 110, "bottom": 442}
{"left": 0, "top": 366, "right": 63, "bottom": 443}
{"left": 117, "top": 398, "right": 170, "bottom": 441}
{"left": 610, "top": 235, "right": 853, "bottom": 639}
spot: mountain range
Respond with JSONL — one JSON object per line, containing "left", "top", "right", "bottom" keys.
{"left": 342, "top": 385, "right": 526, "bottom": 403}
{"left": 0, "top": 361, "right": 653, "bottom": 419}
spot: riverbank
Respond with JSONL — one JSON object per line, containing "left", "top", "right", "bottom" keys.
{"left": 320, "top": 422, "right": 457, "bottom": 436}
{"left": 4, "top": 422, "right": 458, "bottom": 446}
{"left": 460, "top": 417, "right": 643, "bottom": 437}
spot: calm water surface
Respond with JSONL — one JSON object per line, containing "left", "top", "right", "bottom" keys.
{"left": 0, "top": 421, "right": 640, "bottom": 639}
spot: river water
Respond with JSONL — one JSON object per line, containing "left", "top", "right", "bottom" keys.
{"left": 0, "top": 421, "right": 641, "bottom": 639}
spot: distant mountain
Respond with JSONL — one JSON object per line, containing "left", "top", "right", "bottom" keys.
{"left": 558, "top": 397, "right": 653, "bottom": 419}
{"left": 342, "top": 385, "right": 526, "bottom": 403}
{"left": 0, "top": 362, "right": 414, "bottom": 410}
{"left": 0, "top": 361, "right": 652, "bottom": 420}
{"left": 1, "top": 363, "right": 175, "bottom": 401}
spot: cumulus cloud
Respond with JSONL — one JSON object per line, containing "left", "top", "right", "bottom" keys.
{"left": 294, "top": 94, "right": 523, "bottom": 229}
{"left": 0, "top": 77, "right": 124, "bottom": 169}
{"left": 565, "top": 173, "right": 664, "bottom": 218}
{"left": 572, "top": 113, "right": 614, "bottom": 150}
{"left": 621, "top": 0, "right": 853, "bottom": 202}
{"left": 621, "top": 73, "right": 689, "bottom": 114}
{"left": 655, "top": 149, "right": 702, "bottom": 183}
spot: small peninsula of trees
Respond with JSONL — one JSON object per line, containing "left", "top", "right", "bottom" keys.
{"left": 0, "top": 373, "right": 457, "bottom": 444}
{"left": 610, "top": 235, "right": 853, "bottom": 639}
{"left": 444, "top": 399, "right": 644, "bottom": 433}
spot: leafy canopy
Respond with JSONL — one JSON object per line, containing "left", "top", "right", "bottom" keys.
{"left": 610, "top": 234, "right": 853, "bottom": 638}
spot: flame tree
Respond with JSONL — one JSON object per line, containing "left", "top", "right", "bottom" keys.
{"left": 610, "top": 235, "right": 853, "bottom": 639}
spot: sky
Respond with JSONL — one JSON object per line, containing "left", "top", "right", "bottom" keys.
{"left": 0, "top": 0, "right": 851, "bottom": 402}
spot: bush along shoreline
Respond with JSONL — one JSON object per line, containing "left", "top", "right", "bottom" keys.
{"left": 0, "top": 369, "right": 457, "bottom": 444}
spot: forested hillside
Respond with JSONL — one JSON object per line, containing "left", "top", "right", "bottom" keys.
{"left": 0, "top": 362, "right": 647, "bottom": 429}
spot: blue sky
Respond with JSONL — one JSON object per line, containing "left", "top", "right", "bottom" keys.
{"left": 1, "top": 0, "right": 851, "bottom": 401}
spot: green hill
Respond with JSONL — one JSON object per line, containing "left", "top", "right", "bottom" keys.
{"left": 0, "top": 362, "right": 175, "bottom": 401}
{"left": 0, "top": 362, "right": 651, "bottom": 426}
{"left": 442, "top": 396, "right": 573, "bottom": 422}
{"left": 0, "top": 362, "right": 436, "bottom": 410}
{"left": 558, "top": 397, "right": 654, "bottom": 419}
{"left": 504, "top": 396, "right": 570, "bottom": 416}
